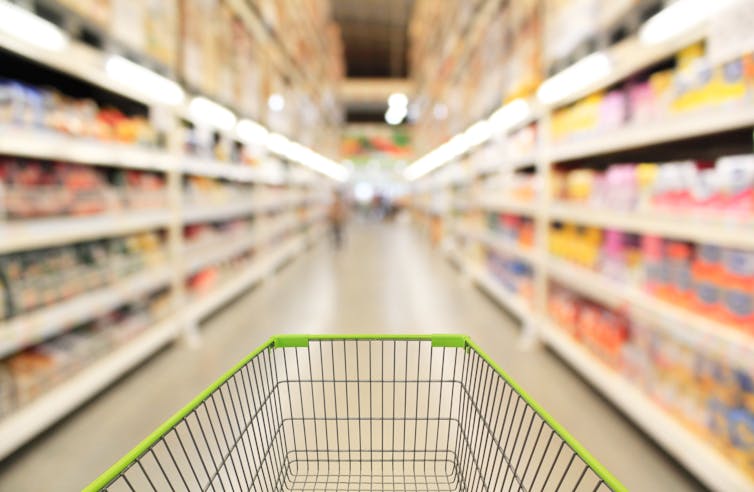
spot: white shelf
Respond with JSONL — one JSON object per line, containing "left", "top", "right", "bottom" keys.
{"left": 468, "top": 264, "right": 533, "bottom": 323}
{"left": 455, "top": 227, "right": 539, "bottom": 265}
{"left": 541, "top": 324, "right": 754, "bottom": 492}
{"left": 184, "top": 219, "right": 299, "bottom": 274}
{"left": 0, "top": 265, "right": 173, "bottom": 358}
{"left": 474, "top": 197, "right": 539, "bottom": 216}
{"left": 549, "top": 203, "right": 754, "bottom": 250}
{"left": 0, "top": 317, "right": 181, "bottom": 461}
{"left": 546, "top": 256, "right": 754, "bottom": 352}
{"left": 0, "top": 129, "right": 176, "bottom": 171}
{"left": 550, "top": 105, "right": 754, "bottom": 161}
{"left": 180, "top": 158, "right": 279, "bottom": 184}
{"left": 182, "top": 202, "right": 259, "bottom": 223}
{"left": 186, "top": 235, "right": 306, "bottom": 322}
{"left": 185, "top": 233, "right": 261, "bottom": 274}
{"left": 0, "top": 212, "right": 171, "bottom": 254}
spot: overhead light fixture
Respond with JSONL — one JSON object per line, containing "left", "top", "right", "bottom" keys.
{"left": 268, "top": 93, "right": 285, "bottom": 112}
{"left": 236, "top": 118, "right": 269, "bottom": 146}
{"left": 0, "top": 1, "right": 68, "bottom": 52}
{"left": 432, "top": 103, "right": 449, "bottom": 120}
{"left": 464, "top": 120, "right": 492, "bottom": 148}
{"left": 105, "top": 55, "right": 184, "bottom": 106}
{"left": 388, "top": 92, "right": 409, "bottom": 108}
{"left": 385, "top": 105, "right": 407, "bottom": 125}
{"left": 488, "top": 98, "right": 531, "bottom": 133}
{"left": 537, "top": 51, "right": 611, "bottom": 105}
{"left": 188, "top": 96, "right": 236, "bottom": 132}
{"left": 266, "top": 132, "right": 293, "bottom": 156}
{"left": 265, "top": 132, "right": 350, "bottom": 182}
{"left": 639, "top": 0, "right": 736, "bottom": 45}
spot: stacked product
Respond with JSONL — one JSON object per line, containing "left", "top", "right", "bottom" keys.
{"left": 551, "top": 45, "right": 754, "bottom": 143}
{"left": 0, "top": 232, "right": 166, "bottom": 320}
{"left": 0, "top": 159, "right": 166, "bottom": 220}
{"left": 549, "top": 282, "right": 754, "bottom": 477}
{"left": 487, "top": 212, "right": 535, "bottom": 250}
{"left": 549, "top": 223, "right": 754, "bottom": 332}
{"left": 552, "top": 155, "right": 754, "bottom": 216}
{"left": 488, "top": 250, "right": 535, "bottom": 306}
{"left": 0, "top": 289, "right": 172, "bottom": 418}
{"left": 0, "top": 79, "right": 157, "bottom": 146}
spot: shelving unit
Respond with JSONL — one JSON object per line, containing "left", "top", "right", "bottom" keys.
{"left": 408, "top": 2, "right": 754, "bottom": 488}
{"left": 0, "top": 0, "right": 338, "bottom": 459}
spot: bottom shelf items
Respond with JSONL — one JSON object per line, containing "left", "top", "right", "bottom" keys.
{"left": 0, "top": 232, "right": 316, "bottom": 460}
{"left": 541, "top": 324, "right": 754, "bottom": 492}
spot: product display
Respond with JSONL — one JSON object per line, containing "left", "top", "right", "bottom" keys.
{"left": 551, "top": 46, "right": 754, "bottom": 143}
{"left": 549, "top": 282, "right": 754, "bottom": 478}
{"left": 0, "top": 159, "right": 166, "bottom": 220}
{"left": 0, "top": 79, "right": 157, "bottom": 146}
{"left": 407, "top": 1, "right": 754, "bottom": 488}
{"left": 0, "top": 231, "right": 166, "bottom": 320}
{"left": 0, "top": 0, "right": 339, "bottom": 471}
{"left": 0, "top": 288, "right": 171, "bottom": 418}
{"left": 552, "top": 155, "right": 754, "bottom": 216}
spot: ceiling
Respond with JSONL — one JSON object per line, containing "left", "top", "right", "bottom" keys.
{"left": 331, "top": 0, "right": 415, "bottom": 79}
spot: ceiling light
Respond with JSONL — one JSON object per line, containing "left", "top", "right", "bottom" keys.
{"left": 432, "top": 103, "right": 449, "bottom": 120}
{"left": 266, "top": 132, "right": 293, "bottom": 156}
{"left": 0, "top": 1, "right": 68, "bottom": 52}
{"left": 464, "top": 120, "right": 492, "bottom": 148}
{"left": 105, "top": 55, "right": 184, "bottom": 106}
{"left": 385, "top": 105, "right": 407, "bottom": 125}
{"left": 488, "top": 98, "right": 531, "bottom": 133}
{"left": 639, "top": 0, "right": 736, "bottom": 45}
{"left": 268, "top": 93, "right": 285, "bottom": 112}
{"left": 537, "top": 51, "right": 611, "bottom": 105}
{"left": 388, "top": 92, "right": 409, "bottom": 108}
{"left": 236, "top": 118, "right": 269, "bottom": 145}
{"left": 188, "top": 96, "right": 236, "bottom": 132}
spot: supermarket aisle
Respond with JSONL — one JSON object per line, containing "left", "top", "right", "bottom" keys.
{"left": 0, "top": 222, "right": 701, "bottom": 491}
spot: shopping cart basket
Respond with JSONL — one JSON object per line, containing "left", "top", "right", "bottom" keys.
{"left": 87, "top": 335, "right": 625, "bottom": 491}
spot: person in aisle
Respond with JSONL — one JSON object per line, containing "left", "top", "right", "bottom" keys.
{"left": 328, "top": 190, "right": 348, "bottom": 249}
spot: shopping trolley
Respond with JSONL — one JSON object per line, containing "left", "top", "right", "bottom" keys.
{"left": 86, "top": 335, "right": 625, "bottom": 491}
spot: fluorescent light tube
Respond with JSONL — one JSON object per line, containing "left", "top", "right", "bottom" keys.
{"left": 537, "top": 52, "right": 611, "bottom": 105}
{"left": 267, "top": 93, "right": 285, "bottom": 112}
{"left": 0, "top": 1, "right": 68, "bottom": 52}
{"left": 488, "top": 98, "right": 531, "bottom": 133}
{"left": 236, "top": 119, "right": 269, "bottom": 145}
{"left": 388, "top": 92, "right": 409, "bottom": 108}
{"left": 464, "top": 120, "right": 492, "bottom": 148}
{"left": 639, "top": 0, "right": 737, "bottom": 45}
{"left": 188, "top": 97, "right": 236, "bottom": 132}
{"left": 105, "top": 56, "right": 184, "bottom": 106}
{"left": 385, "top": 105, "right": 408, "bottom": 125}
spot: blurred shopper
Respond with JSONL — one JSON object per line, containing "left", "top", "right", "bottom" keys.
{"left": 329, "top": 191, "right": 348, "bottom": 249}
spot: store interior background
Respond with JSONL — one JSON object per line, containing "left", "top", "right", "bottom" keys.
{"left": 1, "top": 0, "right": 754, "bottom": 490}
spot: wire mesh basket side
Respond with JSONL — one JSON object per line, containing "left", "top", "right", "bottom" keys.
{"left": 456, "top": 346, "right": 614, "bottom": 492}
{"left": 101, "top": 346, "right": 286, "bottom": 491}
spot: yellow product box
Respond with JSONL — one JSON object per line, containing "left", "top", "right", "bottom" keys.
{"left": 57, "top": 0, "right": 111, "bottom": 27}
{"left": 144, "top": 0, "right": 178, "bottom": 68}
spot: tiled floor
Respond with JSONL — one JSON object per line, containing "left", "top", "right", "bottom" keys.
{"left": 0, "top": 222, "right": 703, "bottom": 491}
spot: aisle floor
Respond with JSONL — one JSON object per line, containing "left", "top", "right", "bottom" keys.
{"left": 0, "top": 222, "right": 702, "bottom": 491}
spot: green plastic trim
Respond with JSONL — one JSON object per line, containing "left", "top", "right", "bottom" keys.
{"left": 430, "top": 334, "right": 469, "bottom": 348}
{"left": 84, "top": 338, "right": 275, "bottom": 492}
{"left": 86, "top": 334, "right": 625, "bottom": 492}
{"left": 272, "top": 334, "right": 310, "bottom": 348}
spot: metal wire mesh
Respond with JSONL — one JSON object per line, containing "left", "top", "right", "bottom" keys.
{"left": 100, "top": 339, "right": 615, "bottom": 491}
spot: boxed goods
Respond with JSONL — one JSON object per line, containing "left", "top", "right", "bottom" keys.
{"left": 0, "top": 232, "right": 166, "bottom": 319}
{"left": 552, "top": 155, "right": 754, "bottom": 217}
